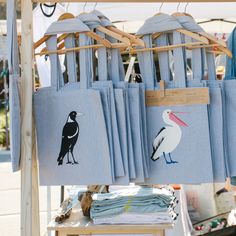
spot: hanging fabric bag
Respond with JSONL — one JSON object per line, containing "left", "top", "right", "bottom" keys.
{"left": 7, "top": 0, "right": 21, "bottom": 172}
{"left": 92, "top": 10, "right": 147, "bottom": 182}
{"left": 92, "top": 10, "right": 137, "bottom": 180}
{"left": 34, "top": 18, "right": 112, "bottom": 185}
{"left": 137, "top": 13, "right": 213, "bottom": 184}
{"left": 223, "top": 27, "right": 236, "bottom": 178}
{"left": 174, "top": 14, "right": 227, "bottom": 182}
{"left": 78, "top": 12, "right": 128, "bottom": 184}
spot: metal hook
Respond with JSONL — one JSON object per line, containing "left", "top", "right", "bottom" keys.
{"left": 83, "top": 2, "right": 87, "bottom": 12}
{"left": 93, "top": 2, "right": 98, "bottom": 10}
{"left": 177, "top": 2, "right": 181, "bottom": 12}
{"left": 159, "top": 2, "right": 164, "bottom": 12}
{"left": 184, "top": 2, "right": 189, "bottom": 13}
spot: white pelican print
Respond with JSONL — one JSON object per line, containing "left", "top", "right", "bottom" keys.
{"left": 151, "top": 109, "right": 188, "bottom": 164}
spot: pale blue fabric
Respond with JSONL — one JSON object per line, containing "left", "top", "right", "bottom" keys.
{"left": 34, "top": 20, "right": 113, "bottom": 185}
{"left": 90, "top": 187, "right": 175, "bottom": 218}
{"left": 225, "top": 28, "right": 236, "bottom": 79}
{"left": 117, "top": 38, "right": 149, "bottom": 182}
{"left": 91, "top": 203, "right": 171, "bottom": 218}
{"left": 155, "top": 34, "right": 172, "bottom": 82}
{"left": 77, "top": 12, "right": 127, "bottom": 180}
{"left": 205, "top": 53, "right": 226, "bottom": 182}
{"left": 64, "top": 35, "right": 77, "bottom": 83}
{"left": 223, "top": 27, "right": 236, "bottom": 181}
{"left": 137, "top": 13, "right": 182, "bottom": 35}
{"left": 174, "top": 15, "right": 226, "bottom": 182}
{"left": 128, "top": 84, "right": 145, "bottom": 182}
{"left": 105, "top": 36, "right": 130, "bottom": 184}
{"left": 7, "top": 0, "right": 21, "bottom": 172}
{"left": 91, "top": 10, "right": 113, "bottom": 27}
{"left": 92, "top": 11, "right": 137, "bottom": 180}
{"left": 137, "top": 13, "right": 213, "bottom": 184}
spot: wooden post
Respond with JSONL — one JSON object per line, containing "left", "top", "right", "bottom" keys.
{"left": 20, "top": 0, "right": 40, "bottom": 235}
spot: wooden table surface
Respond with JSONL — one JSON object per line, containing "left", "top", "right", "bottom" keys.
{"left": 48, "top": 206, "right": 173, "bottom": 236}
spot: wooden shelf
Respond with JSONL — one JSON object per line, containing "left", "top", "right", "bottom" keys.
{"left": 48, "top": 207, "right": 173, "bottom": 236}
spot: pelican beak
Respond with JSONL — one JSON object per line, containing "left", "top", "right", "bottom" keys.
{"left": 170, "top": 112, "right": 188, "bottom": 127}
{"left": 76, "top": 112, "right": 84, "bottom": 117}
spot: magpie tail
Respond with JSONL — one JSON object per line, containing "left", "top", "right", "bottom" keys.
{"left": 150, "top": 148, "right": 160, "bottom": 161}
{"left": 57, "top": 156, "right": 63, "bottom": 166}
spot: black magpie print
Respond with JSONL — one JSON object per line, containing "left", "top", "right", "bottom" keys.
{"left": 57, "top": 111, "right": 83, "bottom": 166}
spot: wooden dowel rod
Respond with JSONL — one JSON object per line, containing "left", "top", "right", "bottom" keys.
{"left": 35, "top": 43, "right": 128, "bottom": 56}
{"left": 122, "top": 41, "right": 205, "bottom": 54}
{"left": 36, "top": 41, "right": 227, "bottom": 57}
{"left": 186, "top": 43, "right": 219, "bottom": 49}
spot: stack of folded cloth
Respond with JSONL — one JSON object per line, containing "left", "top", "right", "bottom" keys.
{"left": 90, "top": 186, "right": 178, "bottom": 225}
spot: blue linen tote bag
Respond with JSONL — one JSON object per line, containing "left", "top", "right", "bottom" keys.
{"left": 137, "top": 13, "right": 213, "bottom": 184}
{"left": 92, "top": 10, "right": 137, "bottom": 180}
{"left": 34, "top": 18, "right": 113, "bottom": 185}
{"left": 174, "top": 14, "right": 227, "bottom": 182}
{"left": 98, "top": 35, "right": 131, "bottom": 184}
{"left": 7, "top": 0, "right": 21, "bottom": 172}
{"left": 223, "top": 27, "right": 236, "bottom": 178}
{"left": 77, "top": 13, "right": 127, "bottom": 183}
{"left": 91, "top": 10, "right": 147, "bottom": 182}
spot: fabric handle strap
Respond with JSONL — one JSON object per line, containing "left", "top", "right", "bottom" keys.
{"left": 79, "top": 34, "right": 93, "bottom": 89}
{"left": 206, "top": 51, "right": 217, "bottom": 81}
{"left": 96, "top": 30, "right": 108, "bottom": 81}
{"left": 107, "top": 36, "right": 123, "bottom": 83}
{"left": 155, "top": 34, "right": 171, "bottom": 83}
{"left": 64, "top": 35, "right": 77, "bottom": 83}
{"left": 172, "top": 31, "right": 186, "bottom": 88}
{"left": 7, "top": 0, "right": 20, "bottom": 75}
{"left": 174, "top": 15, "right": 205, "bottom": 83}
{"left": 225, "top": 29, "right": 235, "bottom": 79}
{"left": 137, "top": 35, "right": 156, "bottom": 89}
{"left": 46, "top": 35, "right": 64, "bottom": 90}
{"left": 191, "top": 40, "right": 204, "bottom": 82}
{"left": 137, "top": 31, "right": 186, "bottom": 89}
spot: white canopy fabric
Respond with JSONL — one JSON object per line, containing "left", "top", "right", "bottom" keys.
{"left": 65, "top": 2, "right": 236, "bottom": 21}
{"left": 1, "top": 3, "right": 236, "bottom": 35}
{"left": 65, "top": 2, "right": 236, "bottom": 34}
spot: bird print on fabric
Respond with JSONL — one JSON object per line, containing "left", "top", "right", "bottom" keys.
{"left": 57, "top": 111, "right": 83, "bottom": 166}
{"left": 151, "top": 109, "right": 188, "bottom": 164}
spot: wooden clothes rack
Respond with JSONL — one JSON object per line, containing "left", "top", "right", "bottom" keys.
{"left": 20, "top": 1, "right": 235, "bottom": 236}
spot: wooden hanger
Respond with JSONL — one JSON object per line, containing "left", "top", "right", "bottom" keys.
{"left": 136, "top": 11, "right": 209, "bottom": 45}
{"left": 106, "top": 26, "right": 145, "bottom": 47}
{"left": 90, "top": 10, "right": 145, "bottom": 47}
{"left": 39, "top": 11, "right": 141, "bottom": 54}
{"left": 34, "top": 13, "right": 75, "bottom": 50}
{"left": 35, "top": 11, "right": 115, "bottom": 54}
{"left": 39, "top": 30, "right": 113, "bottom": 55}
{"left": 38, "top": 12, "right": 119, "bottom": 55}
{"left": 56, "top": 11, "right": 146, "bottom": 47}
{"left": 35, "top": 11, "right": 133, "bottom": 56}
{"left": 171, "top": 12, "right": 232, "bottom": 57}
{"left": 152, "top": 25, "right": 209, "bottom": 46}
{"left": 60, "top": 13, "right": 142, "bottom": 46}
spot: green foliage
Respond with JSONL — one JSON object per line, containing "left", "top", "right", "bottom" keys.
{"left": 0, "top": 106, "right": 9, "bottom": 148}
